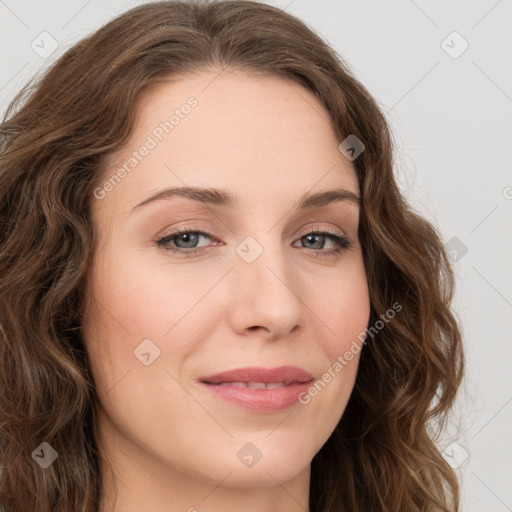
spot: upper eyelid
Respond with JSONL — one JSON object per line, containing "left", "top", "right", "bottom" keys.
{"left": 159, "top": 224, "right": 349, "bottom": 239}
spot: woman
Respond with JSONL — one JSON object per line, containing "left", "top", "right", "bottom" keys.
{"left": 0, "top": 1, "right": 464, "bottom": 511}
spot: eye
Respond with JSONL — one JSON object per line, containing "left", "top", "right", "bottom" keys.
{"left": 155, "top": 226, "right": 217, "bottom": 256}
{"left": 294, "top": 230, "right": 352, "bottom": 260}
{"left": 154, "top": 225, "right": 352, "bottom": 260}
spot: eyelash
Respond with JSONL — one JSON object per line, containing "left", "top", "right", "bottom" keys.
{"left": 154, "top": 225, "right": 352, "bottom": 260}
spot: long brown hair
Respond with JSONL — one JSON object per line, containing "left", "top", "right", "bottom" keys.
{"left": 0, "top": 1, "right": 464, "bottom": 510}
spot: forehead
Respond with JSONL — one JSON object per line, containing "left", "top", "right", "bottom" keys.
{"left": 97, "top": 69, "right": 359, "bottom": 214}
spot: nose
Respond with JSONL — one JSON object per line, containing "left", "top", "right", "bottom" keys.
{"left": 227, "top": 237, "right": 308, "bottom": 341}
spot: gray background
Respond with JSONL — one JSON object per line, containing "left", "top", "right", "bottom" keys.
{"left": 1, "top": 0, "right": 511, "bottom": 510}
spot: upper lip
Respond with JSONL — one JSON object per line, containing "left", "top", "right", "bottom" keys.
{"left": 199, "top": 365, "right": 315, "bottom": 385}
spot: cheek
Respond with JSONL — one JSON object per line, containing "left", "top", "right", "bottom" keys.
{"left": 80, "top": 249, "right": 163, "bottom": 394}
{"left": 316, "top": 260, "right": 371, "bottom": 355}
{"left": 302, "top": 260, "right": 370, "bottom": 410}
{"left": 81, "top": 246, "right": 216, "bottom": 397}
{"left": 291, "top": 280, "right": 369, "bottom": 459}
{"left": 84, "top": 249, "right": 180, "bottom": 340}
{"left": 297, "top": 270, "right": 369, "bottom": 431}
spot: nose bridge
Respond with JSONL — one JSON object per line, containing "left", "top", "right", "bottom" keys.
{"left": 236, "top": 232, "right": 290, "bottom": 290}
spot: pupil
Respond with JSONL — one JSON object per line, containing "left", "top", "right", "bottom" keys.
{"left": 306, "top": 234, "right": 323, "bottom": 249}
{"left": 177, "top": 233, "right": 198, "bottom": 248}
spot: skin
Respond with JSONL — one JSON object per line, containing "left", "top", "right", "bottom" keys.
{"left": 82, "top": 68, "right": 371, "bottom": 512}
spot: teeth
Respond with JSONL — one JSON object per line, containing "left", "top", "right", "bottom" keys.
{"left": 216, "top": 381, "right": 287, "bottom": 388}
{"left": 219, "top": 381, "right": 247, "bottom": 387}
{"left": 247, "top": 382, "right": 266, "bottom": 389}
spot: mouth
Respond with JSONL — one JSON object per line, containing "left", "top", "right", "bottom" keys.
{"left": 205, "top": 381, "right": 308, "bottom": 388}
{"left": 197, "top": 366, "right": 315, "bottom": 413}
{"left": 198, "top": 365, "right": 315, "bottom": 386}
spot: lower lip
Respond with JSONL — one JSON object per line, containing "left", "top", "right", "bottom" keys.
{"left": 199, "top": 381, "right": 314, "bottom": 413}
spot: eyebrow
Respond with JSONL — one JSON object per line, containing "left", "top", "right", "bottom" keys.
{"left": 129, "top": 185, "right": 360, "bottom": 214}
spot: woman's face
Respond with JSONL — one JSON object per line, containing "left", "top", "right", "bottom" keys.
{"left": 82, "top": 68, "right": 370, "bottom": 495}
